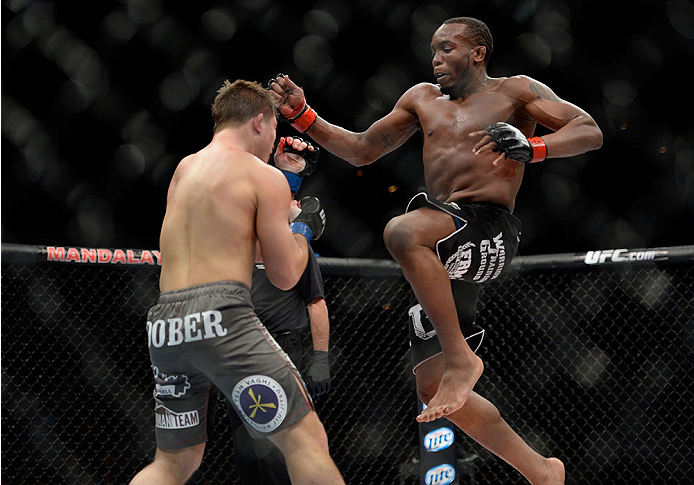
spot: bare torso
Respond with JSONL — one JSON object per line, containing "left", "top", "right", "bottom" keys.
{"left": 407, "top": 77, "right": 537, "bottom": 211}
{"left": 158, "top": 143, "right": 260, "bottom": 292}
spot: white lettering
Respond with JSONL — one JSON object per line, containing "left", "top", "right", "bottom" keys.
{"left": 478, "top": 233, "right": 503, "bottom": 283}
{"left": 473, "top": 239, "right": 491, "bottom": 281}
{"left": 584, "top": 251, "right": 599, "bottom": 264}
{"left": 149, "top": 310, "right": 233, "bottom": 347}
{"left": 445, "top": 242, "right": 475, "bottom": 279}
{"left": 155, "top": 408, "right": 200, "bottom": 429}
{"left": 585, "top": 248, "right": 658, "bottom": 265}
{"left": 424, "top": 464, "right": 456, "bottom": 485}
{"left": 151, "top": 319, "right": 166, "bottom": 348}
{"left": 202, "top": 310, "right": 226, "bottom": 338}
{"left": 167, "top": 318, "right": 184, "bottom": 346}
{"left": 409, "top": 303, "right": 436, "bottom": 340}
{"left": 184, "top": 313, "right": 203, "bottom": 342}
{"left": 598, "top": 250, "right": 613, "bottom": 263}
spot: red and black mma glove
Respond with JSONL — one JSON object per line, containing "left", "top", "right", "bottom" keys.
{"left": 485, "top": 122, "right": 547, "bottom": 163}
{"left": 267, "top": 73, "right": 317, "bottom": 133}
{"left": 276, "top": 136, "right": 320, "bottom": 177}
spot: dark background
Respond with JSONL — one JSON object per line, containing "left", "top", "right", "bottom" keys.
{"left": 3, "top": 0, "right": 693, "bottom": 258}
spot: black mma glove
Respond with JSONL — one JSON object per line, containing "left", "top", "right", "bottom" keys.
{"left": 267, "top": 73, "right": 317, "bottom": 133}
{"left": 305, "top": 350, "right": 331, "bottom": 398}
{"left": 485, "top": 122, "right": 547, "bottom": 163}
{"left": 290, "top": 196, "right": 326, "bottom": 241}
{"left": 275, "top": 136, "right": 319, "bottom": 177}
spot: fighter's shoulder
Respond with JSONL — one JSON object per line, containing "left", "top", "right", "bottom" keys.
{"left": 495, "top": 75, "right": 533, "bottom": 92}
{"left": 175, "top": 153, "right": 196, "bottom": 170}
{"left": 406, "top": 82, "right": 441, "bottom": 98}
{"left": 169, "top": 153, "right": 196, "bottom": 185}
{"left": 212, "top": 149, "right": 281, "bottom": 189}
{"left": 251, "top": 158, "right": 289, "bottom": 188}
{"left": 396, "top": 82, "right": 441, "bottom": 106}
{"left": 496, "top": 75, "right": 557, "bottom": 101}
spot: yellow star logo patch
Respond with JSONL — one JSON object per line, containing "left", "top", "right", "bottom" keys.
{"left": 247, "top": 387, "right": 277, "bottom": 418}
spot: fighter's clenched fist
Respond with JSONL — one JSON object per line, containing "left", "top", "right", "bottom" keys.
{"left": 267, "top": 74, "right": 317, "bottom": 133}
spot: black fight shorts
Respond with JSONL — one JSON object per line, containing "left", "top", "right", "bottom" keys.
{"left": 146, "top": 281, "right": 312, "bottom": 449}
{"left": 406, "top": 192, "right": 522, "bottom": 372}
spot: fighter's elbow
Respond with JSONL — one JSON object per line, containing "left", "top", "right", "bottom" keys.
{"left": 348, "top": 134, "right": 381, "bottom": 166}
{"left": 274, "top": 280, "right": 296, "bottom": 291}
{"left": 270, "top": 274, "right": 298, "bottom": 291}
{"left": 590, "top": 125, "right": 604, "bottom": 151}
{"left": 265, "top": 268, "right": 300, "bottom": 291}
{"left": 576, "top": 117, "right": 603, "bottom": 152}
{"left": 349, "top": 155, "right": 376, "bottom": 167}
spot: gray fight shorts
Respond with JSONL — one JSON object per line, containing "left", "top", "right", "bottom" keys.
{"left": 406, "top": 192, "right": 522, "bottom": 372}
{"left": 146, "top": 281, "right": 312, "bottom": 449}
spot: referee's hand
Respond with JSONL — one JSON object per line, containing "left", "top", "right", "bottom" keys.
{"left": 306, "top": 350, "right": 331, "bottom": 398}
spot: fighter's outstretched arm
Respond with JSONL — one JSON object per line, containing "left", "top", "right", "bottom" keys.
{"left": 268, "top": 74, "right": 419, "bottom": 167}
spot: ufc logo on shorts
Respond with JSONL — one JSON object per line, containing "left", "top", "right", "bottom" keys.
{"left": 147, "top": 310, "right": 227, "bottom": 348}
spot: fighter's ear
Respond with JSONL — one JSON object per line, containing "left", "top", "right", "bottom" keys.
{"left": 473, "top": 45, "right": 487, "bottom": 64}
{"left": 252, "top": 112, "right": 265, "bottom": 133}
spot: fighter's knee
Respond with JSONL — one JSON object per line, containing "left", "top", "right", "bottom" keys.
{"left": 162, "top": 444, "right": 205, "bottom": 479}
{"left": 187, "top": 446, "right": 205, "bottom": 473}
{"left": 271, "top": 411, "right": 330, "bottom": 452}
{"left": 130, "top": 445, "right": 205, "bottom": 485}
{"left": 383, "top": 216, "right": 417, "bottom": 256}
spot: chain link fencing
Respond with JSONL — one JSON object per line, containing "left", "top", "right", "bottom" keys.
{"left": 2, "top": 244, "right": 693, "bottom": 484}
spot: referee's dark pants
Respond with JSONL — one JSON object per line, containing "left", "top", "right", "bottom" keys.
{"left": 228, "top": 330, "right": 303, "bottom": 485}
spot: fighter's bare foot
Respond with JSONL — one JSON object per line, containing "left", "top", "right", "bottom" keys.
{"left": 416, "top": 354, "right": 483, "bottom": 422}
{"left": 533, "top": 457, "right": 565, "bottom": 485}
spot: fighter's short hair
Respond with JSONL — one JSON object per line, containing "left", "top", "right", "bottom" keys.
{"left": 211, "top": 79, "right": 279, "bottom": 133}
{"left": 443, "top": 17, "right": 493, "bottom": 64}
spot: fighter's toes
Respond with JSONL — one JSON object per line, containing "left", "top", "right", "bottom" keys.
{"left": 416, "top": 404, "right": 446, "bottom": 423}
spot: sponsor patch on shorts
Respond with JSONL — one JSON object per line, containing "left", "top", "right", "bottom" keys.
{"left": 154, "top": 403, "right": 200, "bottom": 429}
{"left": 232, "top": 375, "right": 288, "bottom": 433}
{"left": 153, "top": 366, "right": 191, "bottom": 397}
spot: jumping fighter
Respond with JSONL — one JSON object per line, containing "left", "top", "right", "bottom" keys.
{"left": 130, "top": 79, "right": 343, "bottom": 485}
{"left": 268, "top": 16, "right": 602, "bottom": 485}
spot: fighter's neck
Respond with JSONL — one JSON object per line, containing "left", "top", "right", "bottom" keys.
{"left": 211, "top": 128, "right": 254, "bottom": 154}
{"left": 448, "top": 72, "right": 493, "bottom": 100}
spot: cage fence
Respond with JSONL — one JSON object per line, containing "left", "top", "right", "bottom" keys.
{"left": 1, "top": 244, "right": 693, "bottom": 484}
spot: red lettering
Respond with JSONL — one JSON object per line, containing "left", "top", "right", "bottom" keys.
{"left": 140, "top": 250, "right": 155, "bottom": 265}
{"left": 98, "top": 249, "right": 112, "bottom": 263}
{"left": 66, "top": 247, "right": 80, "bottom": 262}
{"left": 47, "top": 246, "right": 65, "bottom": 261}
{"left": 45, "top": 246, "right": 165, "bottom": 265}
{"left": 127, "top": 249, "right": 140, "bottom": 264}
{"left": 112, "top": 249, "right": 126, "bottom": 264}
{"left": 81, "top": 248, "right": 97, "bottom": 263}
